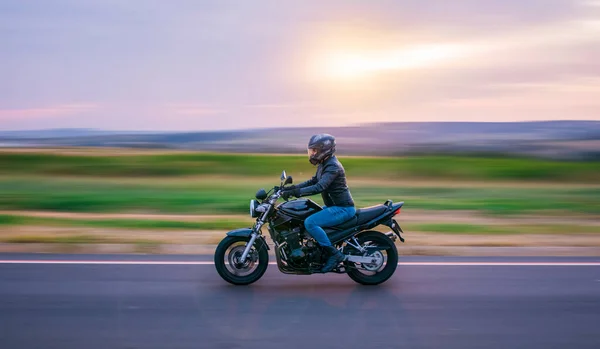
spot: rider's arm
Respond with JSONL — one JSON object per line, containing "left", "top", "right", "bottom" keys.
{"left": 295, "top": 165, "right": 339, "bottom": 197}
{"left": 293, "top": 175, "right": 317, "bottom": 189}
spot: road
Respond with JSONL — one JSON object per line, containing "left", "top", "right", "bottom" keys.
{"left": 0, "top": 254, "right": 599, "bottom": 349}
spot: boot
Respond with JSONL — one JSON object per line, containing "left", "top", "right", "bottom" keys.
{"left": 321, "top": 245, "right": 344, "bottom": 273}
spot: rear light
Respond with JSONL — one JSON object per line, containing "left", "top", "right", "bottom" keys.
{"left": 394, "top": 208, "right": 401, "bottom": 215}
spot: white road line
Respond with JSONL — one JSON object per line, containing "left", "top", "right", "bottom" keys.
{"left": 0, "top": 260, "right": 216, "bottom": 265}
{"left": 0, "top": 260, "right": 599, "bottom": 266}
{"left": 400, "top": 262, "right": 600, "bottom": 266}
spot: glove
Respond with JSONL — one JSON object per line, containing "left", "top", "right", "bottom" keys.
{"left": 281, "top": 188, "right": 299, "bottom": 201}
{"left": 275, "top": 185, "right": 295, "bottom": 192}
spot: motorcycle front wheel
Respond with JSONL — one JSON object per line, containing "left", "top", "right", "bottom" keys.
{"left": 214, "top": 235, "right": 269, "bottom": 285}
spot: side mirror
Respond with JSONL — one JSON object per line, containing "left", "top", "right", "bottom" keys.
{"left": 284, "top": 176, "right": 293, "bottom": 185}
{"left": 280, "top": 170, "right": 287, "bottom": 181}
{"left": 255, "top": 188, "right": 268, "bottom": 200}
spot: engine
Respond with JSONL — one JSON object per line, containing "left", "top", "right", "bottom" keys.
{"left": 279, "top": 227, "right": 303, "bottom": 255}
{"left": 303, "top": 240, "right": 323, "bottom": 264}
{"left": 277, "top": 227, "right": 326, "bottom": 269}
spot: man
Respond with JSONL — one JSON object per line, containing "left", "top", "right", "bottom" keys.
{"left": 281, "top": 134, "right": 356, "bottom": 273}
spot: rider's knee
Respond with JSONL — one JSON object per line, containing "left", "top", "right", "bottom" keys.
{"left": 304, "top": 216, "right": 317, "bottom": 231}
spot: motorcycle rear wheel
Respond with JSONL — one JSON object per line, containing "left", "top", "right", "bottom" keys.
{"left": 344, "top": 231, "right": 398, "bottom": 285}
{"left": 214, "top": 235, "right": 269, "bottom": 285}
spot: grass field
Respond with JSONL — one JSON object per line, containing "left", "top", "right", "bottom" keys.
{"left": 0, "top": 176, "right": 598, "bottom": 215}
{"left": 0, "top": 150, "right": 598, "bottom": 252}
{"left": 1, "top": 151, "right": 599, "bottom": 182}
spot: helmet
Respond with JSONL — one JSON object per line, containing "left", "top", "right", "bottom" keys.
{"left": 307, "top": 134, "right": 336, "bottom": 165}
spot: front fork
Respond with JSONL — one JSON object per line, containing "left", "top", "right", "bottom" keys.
{"left": 240, "top": 192, "right": 281, "bottom": 263}
{"left": 239, "top": 231, "right": 259, "bottom": 263}
{"left": 239, "top": 208, "right": 270, "bottom": 263}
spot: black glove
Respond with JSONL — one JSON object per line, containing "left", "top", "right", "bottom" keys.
{"left": 275, "top": 185, "right": 295, "bottom": 192}
{"left": 281, "top": 188, "right": 300, "bottom": 201}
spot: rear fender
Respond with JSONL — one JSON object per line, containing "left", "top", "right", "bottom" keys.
{"left": 385, "top": 219, "right": 405, "bottom": 243}
{"left": 363, "top": 245, "right": 389, "bottom": 253}
{"left": 226, "top": 228, "right": 270, "bottom": 250}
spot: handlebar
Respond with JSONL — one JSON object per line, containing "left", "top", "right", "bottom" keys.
{"left": 269, "top": 188, "right": 283, "bottom": 203}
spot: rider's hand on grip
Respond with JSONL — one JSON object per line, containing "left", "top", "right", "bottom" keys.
{"left": 281, "top": 188, "right": 299, "bottom": 201}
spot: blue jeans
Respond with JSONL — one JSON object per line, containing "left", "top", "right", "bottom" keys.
{"left": 304, "top": 206, "right": 356, "bottom": 247}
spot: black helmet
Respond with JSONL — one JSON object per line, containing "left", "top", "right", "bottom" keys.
{"left": 307, "top": 133, "right": 336, "bottom": 165}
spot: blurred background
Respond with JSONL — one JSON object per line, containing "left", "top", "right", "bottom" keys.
{"left": 1, "top": 0, "right": 599, "bottom": 255}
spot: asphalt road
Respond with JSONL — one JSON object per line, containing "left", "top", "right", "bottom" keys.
{"left": 0, "top": 254, "right": 599, "bottom": 349}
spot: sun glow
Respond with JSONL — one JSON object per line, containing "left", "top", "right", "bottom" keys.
{"left": 315, "top": 44, "right": 465, "bottom": 81}
{"left": 304, "top": 18, "right": 600, "bottom": 84}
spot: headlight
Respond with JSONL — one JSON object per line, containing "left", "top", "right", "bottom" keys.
{"left": 250, "top": 200, "right": 268, "bottom": 218}
{"left": 250, "top": 200, "right": 259, "bottom": 218}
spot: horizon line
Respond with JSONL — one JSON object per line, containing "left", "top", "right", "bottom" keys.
{"left": 1, "top": 119, "right": 599, "bottom": 134}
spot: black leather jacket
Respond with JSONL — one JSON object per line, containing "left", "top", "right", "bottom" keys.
{"left": 294, "top": 155, "right": 355, "bottom": 207}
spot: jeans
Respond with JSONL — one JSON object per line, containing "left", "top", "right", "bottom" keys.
{"left": 304, "top": 206, "right": 356, "bottom": 247}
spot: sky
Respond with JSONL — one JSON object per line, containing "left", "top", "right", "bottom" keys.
{"left": 1, "top": 0, "right": 600, "bottom": 131}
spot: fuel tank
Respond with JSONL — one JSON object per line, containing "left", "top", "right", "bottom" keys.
{"left": 277, "top": 198, "right": 322, "bottom": 220}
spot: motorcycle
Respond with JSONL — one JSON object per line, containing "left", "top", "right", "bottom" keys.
{"left": 214, "top": 170, "right": 406, "bottom": 286}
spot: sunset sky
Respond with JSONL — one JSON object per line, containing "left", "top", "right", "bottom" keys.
{"left": 2, "top": 0, "right": 600, "bottom": 131}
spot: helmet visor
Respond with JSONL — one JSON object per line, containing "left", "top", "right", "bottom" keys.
{"left": 307, "top": 148, "right": 318, "bottom": 157}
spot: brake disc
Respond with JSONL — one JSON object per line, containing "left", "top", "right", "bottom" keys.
{"left": 229, "top": 245, "right": 257, "bottom": 270}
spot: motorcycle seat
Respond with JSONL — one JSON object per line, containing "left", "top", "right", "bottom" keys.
{"left": 331, "top": 204, "right": 389, "bottom": 230}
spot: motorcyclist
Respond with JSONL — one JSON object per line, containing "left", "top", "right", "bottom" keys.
{"left": 281, "top": 134, "right": 356, "bottom": 273}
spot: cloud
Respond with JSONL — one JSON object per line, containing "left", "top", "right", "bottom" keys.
{"left": 306, "top": 16, "right": 600, "bottom": 84}
{"left": 2, "top": 1, "right": 599, "bottom": 129}
{"left": 0, "top": 103, "right": 98, "bottom": 120}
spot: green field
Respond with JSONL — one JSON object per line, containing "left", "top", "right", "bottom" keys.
{"left": 1, "top": 152, "right": 599, "bottom": 182}
{"left": 0, "top": 176, "right": 598, "bottom": 216}
{"left": 0, "top": 151, "right": 599, "bottom": 233}
{"left": 1, "top": 151, "right": 599, "bottom": 217}
{"left": 1, "top": 150, "right": 597, "bottom": 253}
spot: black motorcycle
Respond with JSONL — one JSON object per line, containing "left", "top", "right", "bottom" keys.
{"left": 214, "top": 171, "right": 406, "bottom": 286}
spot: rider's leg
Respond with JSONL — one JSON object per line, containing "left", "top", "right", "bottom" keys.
{"left": 304, "top": 206, "right": 356, "bottom": 272}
